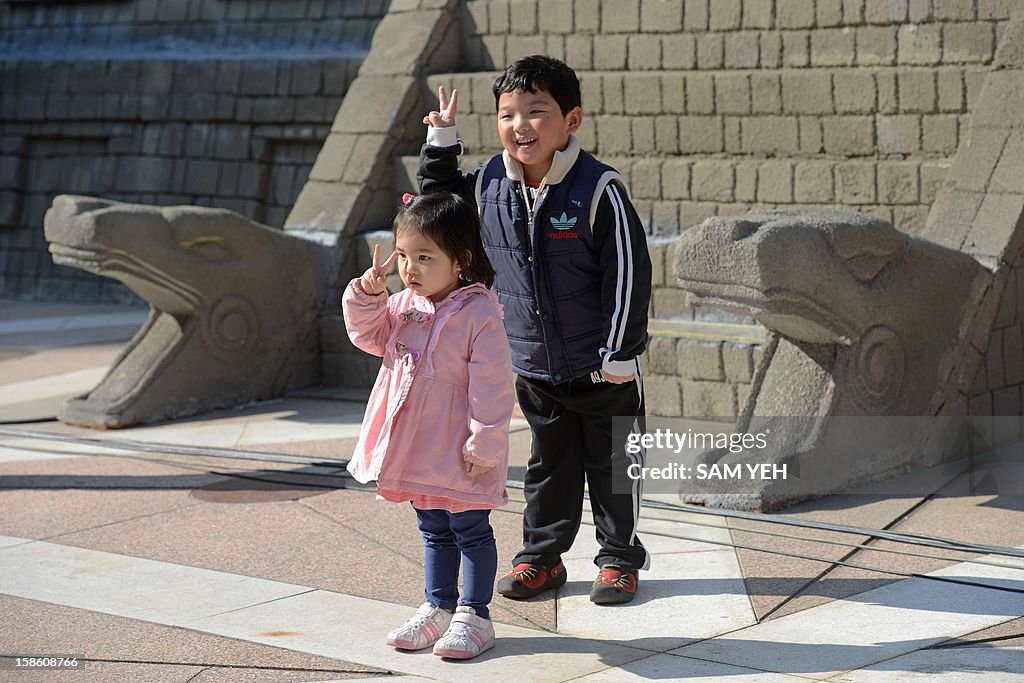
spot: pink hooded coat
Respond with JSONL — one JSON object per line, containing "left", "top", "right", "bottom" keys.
{"left": 342, "top": 279, "right": 514, "bottom": 511}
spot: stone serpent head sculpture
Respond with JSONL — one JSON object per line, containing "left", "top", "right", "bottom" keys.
{"left": 44, "top": 195, "right": 325, "bottom": 428}
{"left": 674, "top": 209, "right": 987, "bottom": 509}
{"left": 671, "top": 8, "right": 1024, "bottom": 508}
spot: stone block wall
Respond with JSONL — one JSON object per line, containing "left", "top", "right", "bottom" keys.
{"left": 424, "top": 0, "right": 1011, "bottom": 328}
{"left": 462, "top": 0, "right": 1011, "bottom": 73}
{"left": 452, "top": 0, "right": 1010, "bottom": 240}
{"left": 427, "top": 0, "right": 1015, "bottom": 418}
{"left": 0, "top": 0, "right": 385, "bottom": 303}
{"left": 970, "top": 249, "right": 1024, "bottom": 416}
{"left": 641, "top": 236, "right": 764, "bottom": 417}
{"left": 912, "top": 7, "right": 1024, "bottom": 444}
{"left": 642, "top": 337, "right": 766, "bottom": 417}
{"left": 966, "top": 210, "right": 1024, "bottom": 448}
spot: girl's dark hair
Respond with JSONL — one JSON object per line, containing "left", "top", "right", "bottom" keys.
{"left": 492, "top": 55, "right": 581, "bottom": 115}
{"left": 393, "top": 192, "right": 496, "bottom": 289}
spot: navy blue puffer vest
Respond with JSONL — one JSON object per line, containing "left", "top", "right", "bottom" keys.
{"left": 477, "top": 151, "right": 620, "bottom": 383}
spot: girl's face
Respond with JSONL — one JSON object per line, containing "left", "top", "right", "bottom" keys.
{"left": 395, "top": 228, "right": 462, "bottom": 303}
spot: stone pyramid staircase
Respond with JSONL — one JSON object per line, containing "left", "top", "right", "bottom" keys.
{"left": 312, "top": 0, "right": 1013, "bottom": 416}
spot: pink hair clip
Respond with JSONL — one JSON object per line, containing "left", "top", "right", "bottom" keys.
{"left": 402, "top": 193, "right": 416, "bottom": 206}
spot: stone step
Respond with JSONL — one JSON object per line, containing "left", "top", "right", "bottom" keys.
{"left": 649, "top": 319, "right": 766, "bottom": 345}
{"left": 425, "top": 67, "right": 980, "bottom": 158}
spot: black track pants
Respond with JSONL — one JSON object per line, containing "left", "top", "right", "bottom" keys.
{"left": 513, "top": 367, "right": 650, "bottom": 571}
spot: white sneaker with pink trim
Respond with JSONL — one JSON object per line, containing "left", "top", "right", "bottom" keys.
{"left": 386, "top": 602, "right": 453, "bottom": 650}
{"left": 432, "top": 606, "right": 495, "bottom": 659}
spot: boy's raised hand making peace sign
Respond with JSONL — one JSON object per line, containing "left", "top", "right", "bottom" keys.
{"left": 359, "top": 244, "right": 398, "bottom": 296}
{"left": 422, "top": 85, "right": 458, "bottom": 128}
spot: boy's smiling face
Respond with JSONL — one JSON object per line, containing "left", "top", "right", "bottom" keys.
{"left": 497, "top": 88, "right": 582, "bottom": 185}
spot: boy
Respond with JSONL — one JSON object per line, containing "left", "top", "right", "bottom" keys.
{"left": 419, "top": 55, "right": 651, "bottom": 604}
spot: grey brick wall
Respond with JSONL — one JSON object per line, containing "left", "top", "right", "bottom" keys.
{"left": 463, "top": 0, "right": 1008, "bottom": 71}
{"left": 969, "top": 243, "right": 1024, "bottom": 443}
{"left": 432, "top": 65, "right": 973, "bottom": 238}
{"left": 443, "top": 0, "right": 1012, "bottom": 418}
{"left": 641, "top": 323, "right": 764, "bottom": 418}
{"left": 454, "top": 0, "right": 1006, "bottom": 243}
{"left": 0, "top": 0, "right": 382, "bottom": 303}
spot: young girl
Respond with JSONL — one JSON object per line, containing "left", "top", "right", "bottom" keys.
{"left": 343, "top": 192, "right": 513, "bottom": 660}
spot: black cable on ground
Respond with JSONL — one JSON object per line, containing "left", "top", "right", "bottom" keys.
{"left": 4, "top": 426, "right": 1024, "bottom": 566}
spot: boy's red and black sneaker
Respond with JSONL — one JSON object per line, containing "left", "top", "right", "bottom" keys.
{"left": 590, "top": 564, "right": 638, "bottom": 604}
{"left": 496, "top": 560, "right": 567, "bottom": 599}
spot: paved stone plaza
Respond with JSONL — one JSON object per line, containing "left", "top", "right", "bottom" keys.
{"left": 1, "top": 299, "right": 1021, "bottom": 681}
{"left": 2, "top": 2, "right": 1024, "bottom": 679}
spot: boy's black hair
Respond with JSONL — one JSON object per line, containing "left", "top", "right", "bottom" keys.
{"left": 492, "top": 55, "right": 581, "bottom": 115}
{"left": 393, "top": 192, "right": 496, "bottom": 290}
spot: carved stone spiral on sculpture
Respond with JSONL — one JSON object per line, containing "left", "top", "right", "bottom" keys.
{"left": 202, "top": 295, "right": 260, "bottom": 361}
{"left": 850, "top": 325, "right": 905, "bottom": 414}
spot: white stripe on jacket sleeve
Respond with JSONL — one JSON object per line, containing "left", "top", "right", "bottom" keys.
{"left": 603, "top": 183, "right": 634, "bottom": 363}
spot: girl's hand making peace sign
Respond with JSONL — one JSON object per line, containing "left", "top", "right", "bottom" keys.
{"left": 359, "top": 244, "right": 398, "bottom": 296}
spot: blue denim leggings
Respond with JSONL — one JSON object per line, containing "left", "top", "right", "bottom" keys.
{"left": 415, "top": 507, "right": 497, "bottom": 620}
